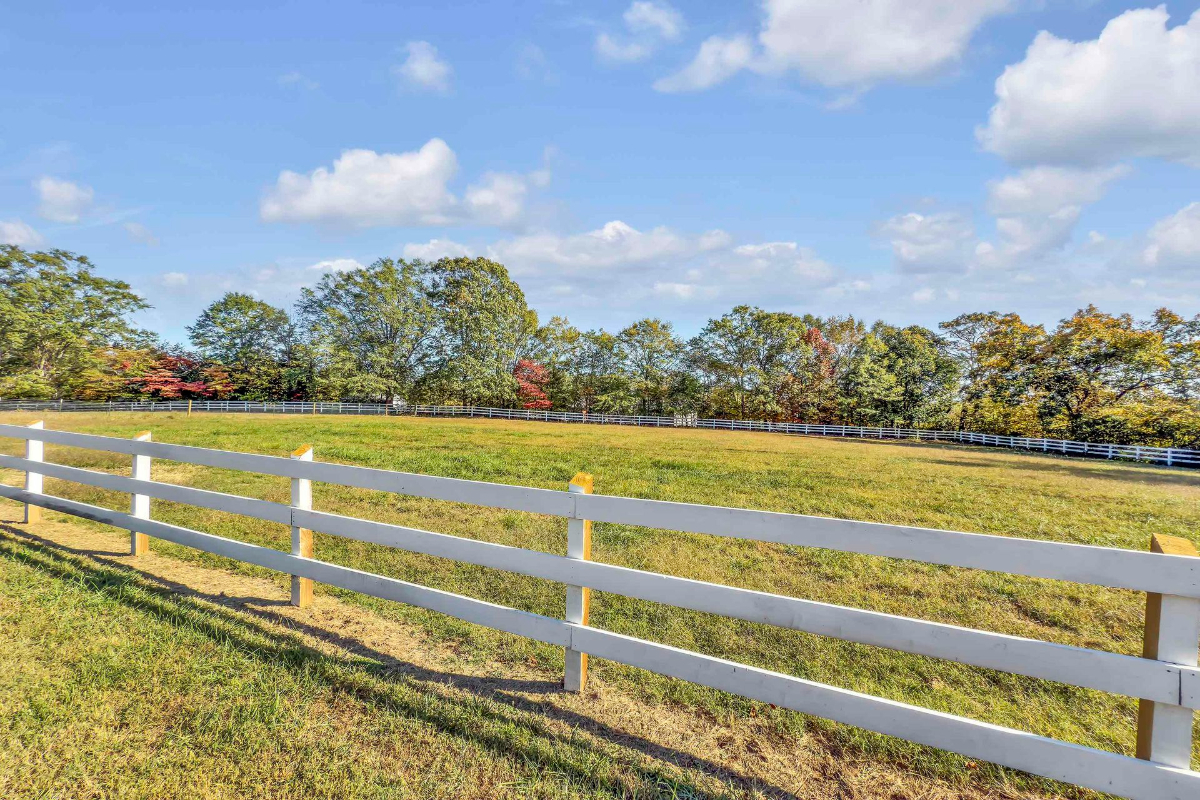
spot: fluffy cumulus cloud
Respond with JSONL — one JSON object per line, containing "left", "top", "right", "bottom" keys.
{"left": 978, "top": 165, "right": 1129, "bottom": 267}
{"left": 0, "top": 219, "right": 43, "bottom": 247}
{"left": 879, "top": 166, "right": 1131, "bottom": 277}
{"left": 728, "top": 241, "right": 835, "bottom": 283}
{"left": 394, "top": 41, "right": 452, "bottom": 92}
{"left": 488, "top": 220, "right": 701, "bottom": 274}
{"left": 1142, "top": 202, "right": 1200, "bottom": 270}
{"left": 597, "top": 1, "right": 684, "bottom": 64}
{"left": 35, "top": 176, "right": 94, "bottom": 223}
{"left": 979, "top": 7, "right": 1200, "bottom": 167}
{"left": 877, "top": 211, "right": 975, "bottom": 274}
{"left": 479, "top": 219, "right": 839, "bottom": 314}
{"left": 260, "top": 139, "right": 545, "bottom": 229}
{"left": 262, "top": 140, "right": 458, "bottom": 226}
{"left": 464, "top": 172, "right": 531, "bottom": 226}
{"left": 657, "top": 0, "right": 1007, "bottom": 92}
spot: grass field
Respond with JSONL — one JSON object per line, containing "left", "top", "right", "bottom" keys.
{"left": 2, "top": 410, "right": 1199, "bottom": 798}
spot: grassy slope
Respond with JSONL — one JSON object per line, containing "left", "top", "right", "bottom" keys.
{"left": 1, "top": 410, "right": 1198, "bottom": 794}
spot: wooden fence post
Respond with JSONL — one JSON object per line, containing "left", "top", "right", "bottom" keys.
{"left": 129, "top": 431, "right": 152, "bottom": 555}
{"left": 564, "top": 472, "right": 594, "bottom": 692}
{"left": 22, "top": 420, "right": 44, "bottom": 524}
{"left": 290, "top": 444, "right": 314, "bottom": 607}
{"left": 1136, "top": 533, "right": 1200, "bottom": 766}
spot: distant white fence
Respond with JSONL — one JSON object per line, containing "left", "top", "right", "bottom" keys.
{"left": 0, "top": 399, "right": 1197, "bottom": 467}
{"left": 0, "top": 420, "right": 1198, "bottom": 799}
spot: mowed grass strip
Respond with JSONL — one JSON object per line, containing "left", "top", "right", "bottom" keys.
{"left": 1, "top": 410, "right": 1198, "bottom": 791}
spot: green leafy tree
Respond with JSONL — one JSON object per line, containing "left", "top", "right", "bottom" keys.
{"left": 619, "top": 318, "right": 682, "bottom": 415}
{"left": 530, "top": 316, "right": 584, "bottom": 409}
{"left": 1035, "top": 306, "right": 1200, "bottom": 439}
{"left": 297, "top": 258, "right": 437, "bottom": 403}
{"left": 576, "top": 330, "right": 633, "bottom": 414}
{"left": 872, "top": 324, "right": 960, "bottom": 427}
{"left": 0, "top": 246, "right": 151, "bottom": 398}
{"left": 188, "top": 292, "right": 297, "bottom": 399}
{"left": 428, "top": 257, "right": 532, "bottom": 406}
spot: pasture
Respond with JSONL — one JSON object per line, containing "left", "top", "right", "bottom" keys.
{"left": 1, "top": 410, "right": 1198, "bottom": 798}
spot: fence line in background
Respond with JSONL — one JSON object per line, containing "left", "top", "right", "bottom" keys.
{"left": 0, "top": 420, "right": 1197, "bottom": 799}
{"left": 0, "top": 398, "right": 1197, "bottom": 467}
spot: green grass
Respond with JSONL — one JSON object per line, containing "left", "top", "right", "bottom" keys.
{"left": 1, "top": 410, "right": 1198, "bottom": 796}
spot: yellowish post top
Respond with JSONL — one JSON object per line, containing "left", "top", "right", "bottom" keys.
{"left": 292, "top": 444, "right": 314, "bottom": 459}
{"left": 570, "top": 472, "right": 594, "bottom": 493}
{"left": 1151, "top": 533, "right": 1199, "bottom": 558}
{"left": 133, "top": 430, "right": 152, "bottom": 441}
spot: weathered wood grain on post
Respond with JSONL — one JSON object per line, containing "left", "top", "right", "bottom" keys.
{"left": 1136, "top": 533, "right": 1200, "bottom": 767}
{"left": 290, "top": 444, "right": 314, "bottom": 607}
{"left": 130, "top": 430, "right": 152, "bottom": 555}
{"left": 564, "top": 471, "right": 593, "bottom": 692}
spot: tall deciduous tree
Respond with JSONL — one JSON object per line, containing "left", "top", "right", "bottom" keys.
{"left": 0, "top": 246, "right": 150, "bottom": 398}
{"left": 429, "top": 257, "right": 533, "bottom": 406}
{"left": 297, "top": 258, "right": 437, "bottom": 403}
{"left": 619, "top": 318, "right": 682, "bottom": 415}
{"left": 188, "top": 292, "right": 297, "bottom": 399}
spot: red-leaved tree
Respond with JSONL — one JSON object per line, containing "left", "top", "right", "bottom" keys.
{"left": 513, "top": 359, "right": 552, "bottom": 410}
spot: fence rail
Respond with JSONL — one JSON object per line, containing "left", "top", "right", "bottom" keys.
{"left": 1, "top": 399, "right": 1196, "bottom": 468}
{"left": 0, "top": 420, "right": 1197, "bottom": 798}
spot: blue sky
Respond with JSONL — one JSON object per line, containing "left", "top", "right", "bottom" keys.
{"left": 2, "top": 1, "right": 1198, "bottom": 343}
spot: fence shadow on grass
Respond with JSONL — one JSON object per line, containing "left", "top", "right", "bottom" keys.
{"left": 0, "top": 521, "right": 802, "bottom": 800}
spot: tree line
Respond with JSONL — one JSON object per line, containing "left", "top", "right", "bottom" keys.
{"left": 3, "top": 245, "right": 1199, "bottom": 446}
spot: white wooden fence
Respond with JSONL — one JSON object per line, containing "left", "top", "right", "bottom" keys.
{"left": 0, "top": 421, "right": 1198, "bottom": 799}
{"left": 2, "top": 399, "right": 1197, "bottom": 467}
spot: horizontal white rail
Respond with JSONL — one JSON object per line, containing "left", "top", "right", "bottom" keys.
{"left": 294, "top": 507, "right": 1200, "bottom": 708}
{"left": 2, "top": 443, "right": 1195, "bottom": 705}
{"left": 0, "top": 484, "right": 1197, "bottom": 800}
{"left": 2, "top": 422, "right": 1198, "bottom": 798}
{"left": 2, "top": 424, "right": 1198, "bottom": 598}
{"left": 1, "top": 399, "right": 1196, "bottom": 466}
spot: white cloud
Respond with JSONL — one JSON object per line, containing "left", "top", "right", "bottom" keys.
{"left": 123, "top": 221, "right": 159, "bottom": 246}
{"left": 1142, "top": 202, "right": 1200, "bottom": 269}
{"left": 402, "top": 239, "right": 474, "bottom": 260}
{"left": 625, "top": 1, "right": 684, "bottom": 40}
{"left": 654, "top": 35, "right": 755, "bottom": 91}
{"left": 489, "top": 220, "right": 696, "bottom": 274}
{"left": 979, "top": 165, "right": 1129, "bottom": 266}
{"left": 979, "top": 7, "right": 1200, "bottom": 167}
{"left": 261, "top": 140, "right": 546, "bottom": 229}
{"left": 0, "top": 220, "right": 43, "bottom": 248}
{"left": 653, "top": 281, "right": 710, "bottom": 300}
{"left": 261, "top": 140, "right": 459, "bottom": 227}
{"left": 597, "top": 1, "right": 684, "bottom": 64}
{"left": 878, "top": 211, "right": 975, "bottom": 274}
{"left": 307, "top": 258, "right": 365, "bottom": 273}
{"left": 35, "top": 176, "right": 94, "bottom": 223}
{"left": 657, "top": 0, "right": 1007, "bottom": 92}
{"left": 595, "top": 34, "right": 654, "bottom": 64}
{"left": 464, "top": 172, "right": 531, "bottom": 226}
{"left": 160, "top": 271, "right": 189, "bottom": 288}
{"left": 728, "top": 241, "right": 836, "bottom": 283}
{"left": 394, "top": 41, "right": 452, "bottom": 93}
